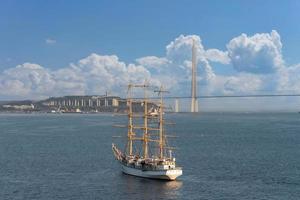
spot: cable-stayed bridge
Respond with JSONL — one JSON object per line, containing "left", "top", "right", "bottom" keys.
{"left": 145, "top": 93, "right": 300, "bottom": 99}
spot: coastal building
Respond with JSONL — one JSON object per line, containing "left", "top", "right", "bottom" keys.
{"left": 39, "top": 95, "right": 126, "bottom": 112}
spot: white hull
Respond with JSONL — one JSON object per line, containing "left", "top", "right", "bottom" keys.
{"left": 121, "top": 164, "right": 182, "bottom": 180}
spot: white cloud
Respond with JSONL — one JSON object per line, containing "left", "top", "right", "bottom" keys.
{"left": 0, "top": 63, "right": 55, "bottom": 99}
{"left": 136, "top": 56, "right": 170, "bottom": 70}
{"left": 1, "top": 30, "right": 300, "bottom": 112}
{"left": 276, "top": 64, "right": 300, "bottom": 92}
{"left": 166, "top": 34, "right": 217, "bottom": 82}
{"left": 0, "top": 54, "right": 157, "bottom": 99}
{"left": 223, "top": 73, "right": 264, "bottom": 94}
{"left": 166, "top": 34, "right": 205, "bottom": 63}
{"left": 205, "top": 49, "right": 230, "bottom": 64}
{"left": 134, "top": 35, "right": 218, "bottom": 96}
{"left": 227, "top": 30, "right": 283, "bottom": 74}
{"left": 45, "top": 38, "right": 56, "bottom": 44}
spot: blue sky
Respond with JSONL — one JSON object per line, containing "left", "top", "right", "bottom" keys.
{"left": 1, "top": 0, "right": 300, "bottom": 111}
{"left": 1, "top": 0, "right": 300, "bottom": 69}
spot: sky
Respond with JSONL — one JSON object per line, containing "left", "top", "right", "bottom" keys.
{"left": 1, "top": 0, "right": 300, "bottom": 111}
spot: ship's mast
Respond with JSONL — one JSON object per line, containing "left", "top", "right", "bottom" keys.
{"left": 126, "top": 83, "right": 150, "bottom": 159}
{"left": 154, "top": 86, "right": 169, "bottom": 159}
{"left": 143, "top": 85, "right": 149, "bottom": 158}
{"left": 127, "top": 84, "right": 134, "bottom": 156}
{"left": 123, "top": 83, "right": 172, "bottom": 159}
{"left": 159, "top": 87, "right": 164, "bottom": 159}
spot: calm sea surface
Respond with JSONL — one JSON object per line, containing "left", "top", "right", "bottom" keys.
{"left": 0, "top": 113, "right": 300, "bottom": 200}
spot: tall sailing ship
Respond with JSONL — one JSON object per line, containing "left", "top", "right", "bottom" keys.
{"left": 112, "top": 83, "right": 182, "bottom": 180}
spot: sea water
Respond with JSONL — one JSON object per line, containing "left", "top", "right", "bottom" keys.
{"left": 0, "top": 113, "right": 299, "bottom": 199}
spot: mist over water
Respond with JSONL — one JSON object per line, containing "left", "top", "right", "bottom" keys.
{"left": 0, "top": 113, "right": 300, "bottom": 199}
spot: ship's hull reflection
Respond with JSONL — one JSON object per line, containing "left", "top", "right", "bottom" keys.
{"left": 120, "top": 173, "right": 183, "bottom": 199}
